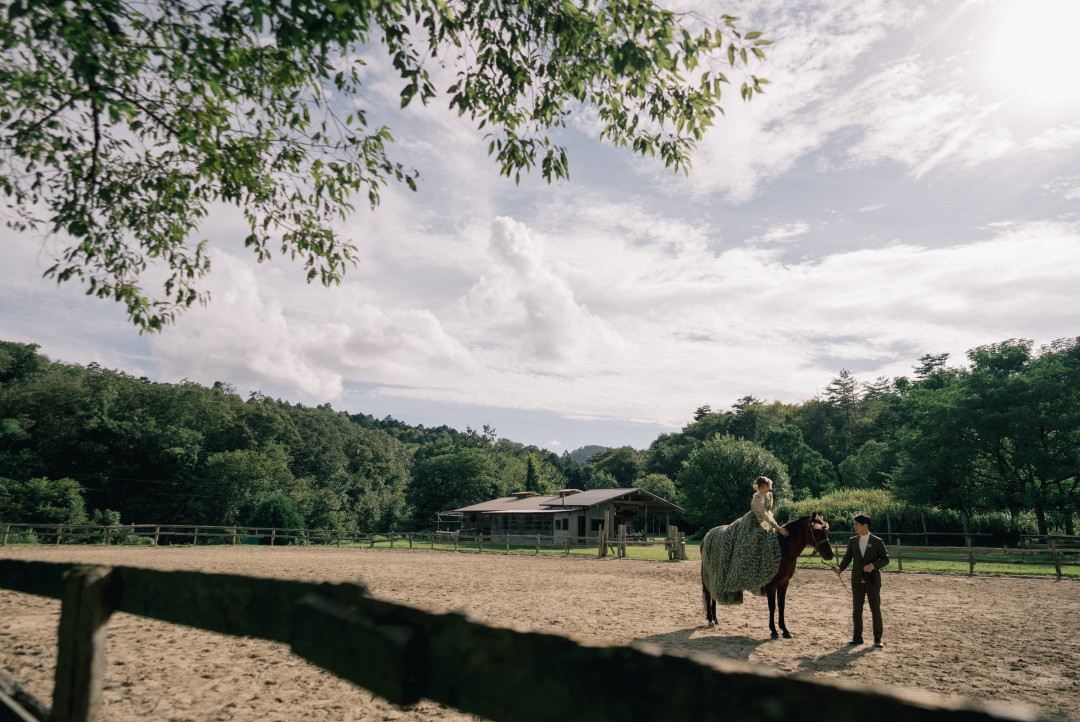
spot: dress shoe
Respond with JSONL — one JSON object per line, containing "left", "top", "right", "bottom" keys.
{"left": 847, "top": 637, "right": 864, "bottom": 645}
{"left": 873, "top": 638, "right": 885, "bottom": 648}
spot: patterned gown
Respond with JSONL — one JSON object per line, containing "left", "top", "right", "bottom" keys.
{"left": 701, "top": 491, "right": 784, "bottom": 605}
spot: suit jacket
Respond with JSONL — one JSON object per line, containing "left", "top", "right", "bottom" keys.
{"left": 838, "top": 533, "right": 889, "bottom": 587}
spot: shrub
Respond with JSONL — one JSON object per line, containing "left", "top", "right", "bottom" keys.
{"left": 246, "top": 494, "right": 305, "bottom": 545}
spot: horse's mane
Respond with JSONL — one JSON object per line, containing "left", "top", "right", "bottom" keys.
{"left": 782, "top": 514, "right": 811, "bottom": 527}
{"left": 780, "top": 514, "right": 815, "bottom": 531}
{"left": 778, "top": 515, "right": 819, "bottom": 553}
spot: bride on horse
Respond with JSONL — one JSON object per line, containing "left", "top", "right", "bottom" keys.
{"left": 701, "top": 476, "right": 789, "bottom": 605}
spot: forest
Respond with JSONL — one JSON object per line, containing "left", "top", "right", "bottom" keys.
{"left": 1, "top": 337, "right": 1077, "bottom": 538}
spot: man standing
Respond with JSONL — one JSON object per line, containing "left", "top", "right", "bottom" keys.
{"left": 834, "top": 513, "right": 889, "bottom": 648}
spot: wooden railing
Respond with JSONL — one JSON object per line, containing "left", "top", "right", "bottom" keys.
{"left": 821, "top": 531, "right": 1080, "bottom": 577}
{"left": 0, "top": 523, "right": 686, "bottom": 558}
{"left": 5, "top": 522, "right": 1078, "bottom": 575}
{"left": 883, "top": 537, "right": 1080, "bottom": 577}
{"left": 0, "top": 560, "right": 1042, "bottom": 722}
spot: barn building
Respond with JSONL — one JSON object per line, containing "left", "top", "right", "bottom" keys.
{"left": 449, "top": 488, "right": 682, "bottom": 542}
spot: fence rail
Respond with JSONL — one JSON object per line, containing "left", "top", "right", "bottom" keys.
{"left": 0, "top": 523, "right": 688, "bottom": 558}
{"left": 0, "top": 559, "right": 1040, "bottom": 722}
{"left": 884, "top": 539, "right": 1080, "bottom": 577}
{"left": 4, "top": 523, "right": 1078, "bottom": 576}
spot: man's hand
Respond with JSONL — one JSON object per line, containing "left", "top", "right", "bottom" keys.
{"left": 863, "top": 563, "right": 874, "bottom": 573}
{"left": 834, "top": 567, "right": 841, "bottom": 575}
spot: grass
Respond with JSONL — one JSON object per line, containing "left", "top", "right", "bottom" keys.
{"left": 7, "top": 535, "right": 1077, "bottom": 577}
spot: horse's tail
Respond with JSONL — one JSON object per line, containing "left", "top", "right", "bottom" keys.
{"left": 700, "top": 527, "right": 716, "bottom": 612}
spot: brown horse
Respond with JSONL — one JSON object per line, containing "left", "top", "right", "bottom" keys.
{"left": 700, "top": 513, "right": 833, "bottom": 639}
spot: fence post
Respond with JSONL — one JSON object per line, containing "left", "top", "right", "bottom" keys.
{"left": 505, "top": 535, "right": 510, "bottom": 554}
{"left": 56, "top": 525, "right": 63, "bottom": 545}
{"left": 896, "top": 537, "right": 903, "bottom": 572}
{"left": 478, "top": 534, "right": 484, "bottom": 554}
{"left": 536, "top": 535, "right": 540, "bottom": 555}
{"left": 1050, "top": 537, "right": 1062, "bottom": 579}
{"left": 194, "top": 527, "right": 199, "bottom": 546}
{"left": 53, "top": 565, "right": 115, "bottom": 722}
{"left": 153, "top": 526, "right": 160, "bottom": 546}
{"left": 886, "top": 513, "right": 893, "bottom": 545}
{"left": 408, "top": 533, "right": 413, "bottom": 550}
{"left": 565, "top": 536, "right": 571, "bottom": 555}
{"left": 967, "top": 536, "right": 975, "bottom": 576}
{"left": 921, "top": 511, "right": 930, "bottom": 546}
{"left": 2, "top": 524, "right": 8, "bottom": 546}
{"left": 270, "top": 528, "right": 276, "bottom": 546}
{"left": 389, "top": 533, "right": 394, "bottom": 549}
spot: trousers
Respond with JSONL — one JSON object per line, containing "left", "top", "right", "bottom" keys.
{"left": 851, "top": 581, "right": 883, "bottom": 639}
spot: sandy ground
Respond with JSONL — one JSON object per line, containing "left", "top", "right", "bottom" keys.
{"left": 1, "top": 545, "right": 1077, "bottom": 721}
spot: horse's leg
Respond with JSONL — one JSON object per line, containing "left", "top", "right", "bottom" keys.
{"left": 777, "top": 582, "right": 792, "bottom": 638}
{"left": 702, "top": 585, "right": 716, "bottom": 627}
{"left": 767, "top": 586, "right": 778, "bottom": 639}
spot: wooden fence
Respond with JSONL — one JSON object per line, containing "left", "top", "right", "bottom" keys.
{"left": 826, "top": 530, "right": 1080, "bottom": 578}
{"left": 0, "top": 559, "right": 1043, "bottom": 722}
{"left": 0, "top": 522, "right": 688, "bottom": 558}
{"left": 4, "top": 522, "right": 1077, "bottom": 575}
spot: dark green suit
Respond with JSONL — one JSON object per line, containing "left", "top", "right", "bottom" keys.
{"left": 838, "top": 532, "right": 889, "bottom": 641}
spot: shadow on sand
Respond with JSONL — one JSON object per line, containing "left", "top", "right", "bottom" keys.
{"left": 630, "top": 626, "right": 769, "bottom": 663}
{"left": 631, "top": 626, "right": 881, "bottom": 671}
{"left": 793, "top": 642, "right": 877, "bottom": 673}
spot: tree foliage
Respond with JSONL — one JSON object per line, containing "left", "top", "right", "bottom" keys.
{"left": 0, "top": 341, "right": 411, "bottom": 531}
{"left": 247, "top": 492, "right": 305, "bottom": 539}
{"left": 0, "top": 475, "right": 88, "bottom": 524}
{"left": 0, "top": 0, "right": 769, "bottom": 330}
{"left": 890, "top": 338, "right": 1080, "bottom": 535}
{"left": 676, "top": 434, "right": 789, "bottom": 528}
{"left": 407, "top": 446, "right": 500, "bottom": 528}
{"left": 5, "top": 335, "right": 1078, "bottom": 537}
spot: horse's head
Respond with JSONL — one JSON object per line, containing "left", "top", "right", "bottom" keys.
{"left": 807, "top": 513, "right": 833, "bottom": 561}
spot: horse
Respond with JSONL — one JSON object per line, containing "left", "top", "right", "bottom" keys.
{"left": 700, "top": 513, "right": 833, "bottom": 639}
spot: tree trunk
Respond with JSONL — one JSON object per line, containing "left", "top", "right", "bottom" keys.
{"left": 1034, "top": 503, "right": 1048, "bottom": 536}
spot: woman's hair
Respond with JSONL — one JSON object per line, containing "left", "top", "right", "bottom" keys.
{"left": 754, "top": 476, "right": 772, "bottom": 489}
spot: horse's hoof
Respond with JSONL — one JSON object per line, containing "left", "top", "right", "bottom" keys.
{"left": 782, "top": 631, "right": 792, "bottom": 639}
{"left": 707, "top": 621, "right": 715, "bottom": 629}
{"left": 770, "top": 631, "right": 779, "bottom": 640}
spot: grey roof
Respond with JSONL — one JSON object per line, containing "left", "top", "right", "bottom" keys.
{"left": 451, "top": 488, "right": 682, "bottom": 514}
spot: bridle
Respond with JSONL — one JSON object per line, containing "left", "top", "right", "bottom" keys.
{"left": 801, "top": 516, "right": 851, "bottom": 591}
{"left": 806, "top": 517, "right": 833, "bottom": 561}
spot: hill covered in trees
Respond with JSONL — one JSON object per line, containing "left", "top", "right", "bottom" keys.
{"left": 2, "top": 337, "right": 1078, "bottom": 537}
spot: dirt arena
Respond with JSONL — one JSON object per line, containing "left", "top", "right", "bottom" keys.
{"left": 1, "top": 545, "right": 1077, "bottom": 721}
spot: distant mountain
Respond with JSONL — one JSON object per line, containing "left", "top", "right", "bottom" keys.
{"left": 568, "top": 445, "right": 609, "bottom": 465}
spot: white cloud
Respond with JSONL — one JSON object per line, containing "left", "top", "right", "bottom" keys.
{"left": 454, "top": 217, "right": 625, "bottom": 364}
{"left": 747, "top": 221, "right": 811, "bottom": 245}
{"left": 149, "top": 250, "right": 479, "bottom": 401}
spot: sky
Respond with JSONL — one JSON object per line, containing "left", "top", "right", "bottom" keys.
{"left": 3, "top": 0, "right": 1080, "bottom": 454}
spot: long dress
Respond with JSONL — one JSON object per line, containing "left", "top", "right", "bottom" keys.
{"left": 701, "top": 491, "right": 784, "bottom": 605}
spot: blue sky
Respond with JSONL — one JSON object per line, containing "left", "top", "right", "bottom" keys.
{"left": 3, "top": 0, "right": 1079, "bottom": 453}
